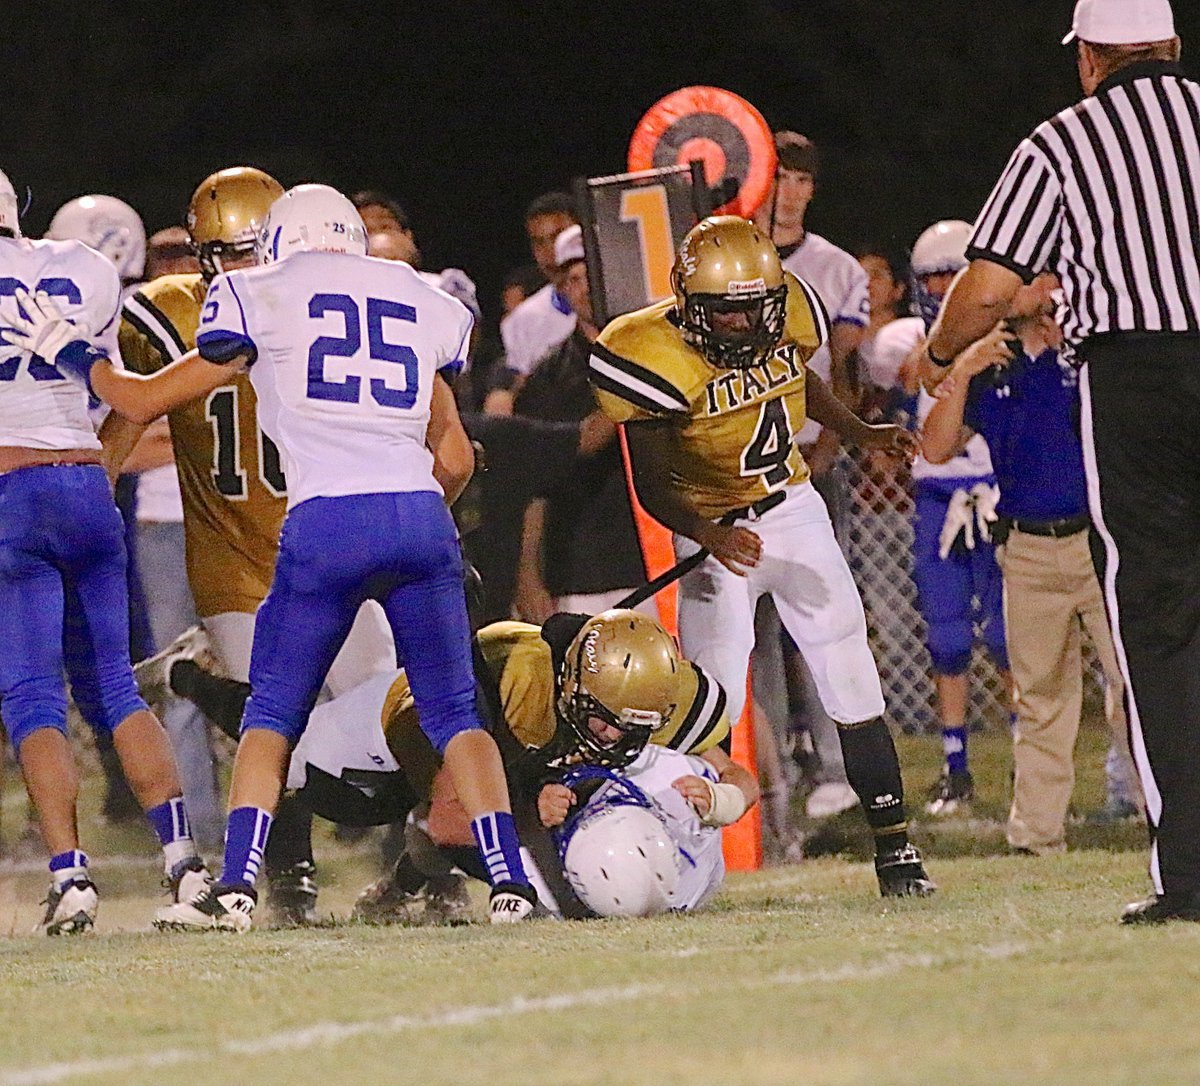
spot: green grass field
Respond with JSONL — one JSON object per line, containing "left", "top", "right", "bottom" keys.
{"left": 2, "top": 723, "right": 1193, "bottom": 1086}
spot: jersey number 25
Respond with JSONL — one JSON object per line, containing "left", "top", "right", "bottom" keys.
{"left": 307, "top": 293, "right": 419, "bottom": 409}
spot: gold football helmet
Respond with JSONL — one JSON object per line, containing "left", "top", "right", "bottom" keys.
{"left": 672, "top": 215, "right": 787, "bottom": 370}
{"left": 556, "top": 610, "right": 681, "bottom": 767}
{"left": 187, "top": 167, "right": 283, "bottom": 279}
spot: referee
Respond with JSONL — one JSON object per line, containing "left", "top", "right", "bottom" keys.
{"left": 919, "top": 0, "right": 1200, "bottom": 924}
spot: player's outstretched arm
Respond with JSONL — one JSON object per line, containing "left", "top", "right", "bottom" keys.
{"left": 624, "top": 420, "right": 762, "bottom": 575}
{"left": 427, "top": 373, "right": 475, "bottom": 505}
{"left": 1, "top": 288, "right": 242, "bottom": 423}
{"left": 805, "top": 366, "right": 918, "bottom": 462}
{"left": 91, "top": 348, "right": 245, "bottom": 425}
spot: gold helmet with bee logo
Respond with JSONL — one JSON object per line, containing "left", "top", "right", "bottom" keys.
{"left": 672, "top": 215, "right": 787, "bottom": 369}
{"left": 187, "top": 166, "right": 283, "bottom": 279}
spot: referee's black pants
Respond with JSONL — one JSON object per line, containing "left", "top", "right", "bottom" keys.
{"left": 1081, "top": 335, "right": 1200, "bottom": 894}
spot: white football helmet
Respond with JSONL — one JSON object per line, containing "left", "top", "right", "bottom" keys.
{"left": 0, "top": 169, "right": 20, "bottom": 237}
{"left": 563, "top": 803, "right": 681, "bottom": 918}
{"left": 47, "top": 195, "right": 146, "bottom": 280}
{"left": 910, "top": 219, "right": 972, "bottom": 329}
{"left": 257, "top": 184, "right": 367, "bottom": 265}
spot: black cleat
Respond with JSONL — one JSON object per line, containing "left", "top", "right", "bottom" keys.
{"left": 1121, "top": 892, "right": 1200, "bottom": 925}
{"left": 876, "top": 844, "right": 937, "bottom": 897}
{"left": 924, "top": 769, "right": 974, "bottom": 816}
{"left": 267, "top": 862, "right": 319, "bottom": 926}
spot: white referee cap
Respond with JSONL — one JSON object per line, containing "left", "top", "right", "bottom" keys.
{"left": 1063, "top": 0, "right": 1175, "bottom": 46}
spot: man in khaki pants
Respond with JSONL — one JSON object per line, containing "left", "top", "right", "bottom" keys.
{"left": 921, "top": 275, "right": 1141, "bottom": 853}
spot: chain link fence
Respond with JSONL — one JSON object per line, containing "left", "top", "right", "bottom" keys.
{"left": 837, "top": 448, "right": 1101, "bottom": 733}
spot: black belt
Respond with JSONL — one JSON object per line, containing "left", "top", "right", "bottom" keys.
{"left": 721, "top": 489, "right": 787, "bottom": 525}
{"left": 1000, "top": 514, "right": 1090, "bottom": 539}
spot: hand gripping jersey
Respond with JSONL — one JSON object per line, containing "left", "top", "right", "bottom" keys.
{"left": 119, "top": 274, "right": 287, "bottom": 617}
{"left": 0, "top": 237, "right": 120, "bottom": 450}
{"left": 588, "top": 272, "right": 828, "bottom": 519}
{"left": 196, "top": 251, "right": 473, "bottom": 508}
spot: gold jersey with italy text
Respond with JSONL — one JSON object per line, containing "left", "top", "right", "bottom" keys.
{"left": 589, "top": 272, "right": 829, "bottom": 520}
{"left": 380, "top": 621, "right": 730, "bottom": 784}
{"left": 119, "top": 274, "right": 287, "bottom": 617}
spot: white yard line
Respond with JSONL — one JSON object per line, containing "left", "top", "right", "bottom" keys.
{"left": 0, "top": 941, "right": 1028, "bottom": 1086}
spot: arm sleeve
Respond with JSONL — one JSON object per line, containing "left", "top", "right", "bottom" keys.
{"left": 83, "top": 258, "right": 121, "bottom": 361}
{"left": 783, "top": 272, "right": 831, "bottom": 352}
{"left": 440, "top": 299, "right": 474, "bottom": 378}
{"left": 834, "top": 259, "right": 870, "bottom": 327}
{"left": 588, "top": 336, "right": 692, "bottom": 424}
{"left": 968, "top": 137, "right": 1064, "bottom": 283}
{"left": 196, "top": 272, "right": 258, "bottom": 365}
{"left": 121, "top": 289, "right": 187, "bottom": 374}
{"left": 661, "top": 664, "right": 730, "bottom": 756}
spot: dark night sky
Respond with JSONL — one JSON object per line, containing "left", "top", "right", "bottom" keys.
{"left": 5, "top": 2, "right": 1198, "bottom": 323}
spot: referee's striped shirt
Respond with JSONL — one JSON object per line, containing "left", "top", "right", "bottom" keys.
{"left": 969, "top": 61, "right": 1200, "bottom": 346}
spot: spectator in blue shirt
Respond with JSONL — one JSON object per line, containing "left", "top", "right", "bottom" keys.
{"left": 922, "top": 274, "right": 1142, "bottom": 854}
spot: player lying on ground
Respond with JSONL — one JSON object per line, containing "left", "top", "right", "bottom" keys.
{"left": 588, "top": 215, "right": 934, "bottom": 896}
{"left": 7, "top": 184, "right": 538, "bottom": 928}
{"left": 160, "top": 609, "right": 757, "bottom": 920}
{"left": 0, "top": 167, "right": 211, "bottom": 935}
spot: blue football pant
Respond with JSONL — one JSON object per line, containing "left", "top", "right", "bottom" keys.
{"left": 0, "top": 464, "right": 147, "bottom": 751}
{"left": 912, "top": 481, "right": 1009, "bottom": 676}
{"left": 242, "top": 491, "right": 479, "bottom": 753}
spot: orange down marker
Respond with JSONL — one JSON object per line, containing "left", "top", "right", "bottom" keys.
{"left": 616, "top": 426, "right": 762, "bottom": 872}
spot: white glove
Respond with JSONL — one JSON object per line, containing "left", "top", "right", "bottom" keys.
{"left": 970, "top": 482, "right": 1001, "bottom": 544}
{"left": 3, "top": 288, "right": 87, "bottom": 363}
{"left": 938, "top": 489, "right": 976, "bottom": 560}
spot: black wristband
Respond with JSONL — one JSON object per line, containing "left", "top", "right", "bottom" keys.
{"left": 927, "top": 343, "right": 954, "bottom": 369}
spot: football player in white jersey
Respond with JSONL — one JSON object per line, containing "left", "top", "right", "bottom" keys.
{"left": 0, "top": 169, "right": 211, "bottom": 934}
{"left": 12, "top": 183, "right": 537, "bottom": 928}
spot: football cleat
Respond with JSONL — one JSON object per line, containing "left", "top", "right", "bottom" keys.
{"left": 352, "top": 875, "right": 426, "bottom": 926}
{"left": 154, "top": 882, "right": 256, "bottom": 933}
{"left": 924, "top": 769, "right": 974, "bottom": 817}
{"left": 133, "top": 624, "right": 212, "bottom": 705}
{"left": 266, "top": 862, "right": 319, "bottom": 927}
{"left": 423, "top": 874, "right": 472, "bottom": 926}
{"left": 39, "top": 877, "right": 99, "bottom": 936}
{"left": 1121, "top": 892, "right": 1200, "bottom": 925}
{"left": 489, "top": 881, "right": 537, "bottom": 924}
{"left": 162, "top": 855, "right": 214, "bottom": 907}
{"left": 875, "top": 844, "right": 937, "bottom": 898}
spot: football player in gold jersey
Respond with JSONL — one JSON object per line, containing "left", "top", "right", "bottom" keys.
{"left": 162, "top": 609, "right": 755, "bottom": 920}
{"left": 588, "top": 216, "right": 934, "bottom": 896}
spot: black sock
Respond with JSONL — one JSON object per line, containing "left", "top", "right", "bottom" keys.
{"left": 171, "top": 660, "right": 250, "bottom": 740}
{"left": 838, "top": 717, "right": 909, "bottom": 856}
{"left": 442, "top": 845, "right": 489, "bottom": 884}
{"left": 388, "top": 851, "right": 429, "bottom": 895}
{"left": 265, "top": 795, "right": 314, "bottom": 878}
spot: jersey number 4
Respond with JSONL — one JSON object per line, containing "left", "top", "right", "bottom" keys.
{"left": 307, "top": 294, "right": 419, "bottom": 409}
{"left": 740, "top": 398, "right": 794, "bottom": 491}
{"left": 205, "top": 384, "right": 287, "bottom": 500}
